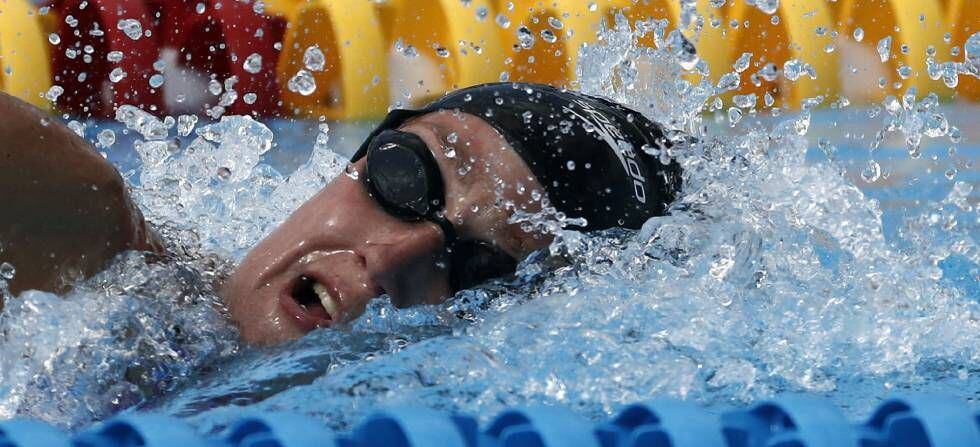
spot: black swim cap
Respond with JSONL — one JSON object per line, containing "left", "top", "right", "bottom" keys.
{"left": 352, "top": 83, "right": 683, "bottom": 231}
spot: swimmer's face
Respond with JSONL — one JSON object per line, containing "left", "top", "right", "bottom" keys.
{"left": 222, "top": 112, "right": 550, "bottom": 344}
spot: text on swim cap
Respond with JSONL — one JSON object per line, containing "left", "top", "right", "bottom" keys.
{"left": 563, "top": 99, "right": 647, "bottom": 205}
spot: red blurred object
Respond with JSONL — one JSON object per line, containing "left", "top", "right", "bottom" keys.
{"left": 50, "top": 0, "right": 163, "bottom": 117}
{"left": 48, "top": 0, "right": 285, "bottom": 117}
{"left": 149, "top": 0, "right": 285, "bottom": 116}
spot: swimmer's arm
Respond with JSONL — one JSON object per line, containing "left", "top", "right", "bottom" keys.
{"left": 0, "top": 92, "right": 162, "bottom": 298}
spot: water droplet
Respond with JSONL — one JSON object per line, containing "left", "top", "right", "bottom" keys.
{"left": 717, "top": 72, "right": 740, "bottom": 91}
{"left": 109, "top": 67, "right": 127, "bottom": 83}
{"left": 288, "top": 69, "right": 317, "bottom": 96}
{"left": 896, "top": 64, "right": 912, "bottom": 79}
{"left": 243, "top": 53, "right": 263, "bottom": 74}
{"left": 217, "top": 167, "right": 232, "bottom": 180}
{"left": 97, "top": 129, "right": 116, "bottom": 148}
{"left": 496, "top": 13, "right": 511, "bottom": 29}
{"left": 446, "top": 132, "right": 458, "bottom": 144}
{"left": 45, "top": 85, "right": 64, "bottom": 102}
{"left": 733, "top": 93, "right": 756, "bottom": 109}
{"left": 861, "top": 160, "right": 881, "bottom": 183}
{"left": 243, "top": 93, "right": 257, "bottom": 105}
{"left": 394, "top": 38, "right": 418, "bottom": 58}
{"left": 107, "top": 51, "right": 123, "bottom": 63}
{"left": 908, "top": 144, "right": 921, "bottom": 159}
{"left": 196, "top": 2, "right": 206, "bottom": 13}
{"left": 566, "top": 160, "right": 576, "bottom": 170}
{"left": 949, "top": 126, "right": 962, "bottom": 143}
{"left": 116, "top": 19, "right": 143, "bottom": 40}
{"left": 666, "top": 30, "right": 699, "bottom": 71}
{"left": 540, "top": 29, "right": 558, "bottom": 43}
{"left": 710, "top": 97, "right": 723, "bottom": 111}
{"left": 115, "top": 105, "right": 169, "bottom": 140}
{"left": 877, "top": 36, "right": 892, "bottom": 63}
{"left": 304, "top": 46, "right": 325, "bottom": 71}
{"left": 944, "top": 167, "right": 957, "bottom": 180}
{"left": 48, "top": 33, "right": 61, "bottom": 45}
{"left": 783, "top": 59, "right": 805, "bottom": 81}
{"left": 728, "top": 107, "right": 743, "bottom": 126}
{"left": 435, "top": 47, "right": 450, "bottom": 58}
{"left": 475, "top": 6, "right": 489, "bottom": 21}
{"left": 149, "top": 74, "right": 164, "bottom": 88}
{"left": 824, "top": 44, "right": 835, "bottom": 53}
{"left": 177, "top": 115, "right": 198, "bottom": 137}
{"left": 801, "top": 95, "right": 824, "bottom": 109}
{"left": 0, "top": 262, "right": 15, "bottom": 280}
{"left": 548, "top": 17, "right": 564, "bottom": 29}
{"left": 853, "top": 27, "right": 864, "bottom": 42}
{"left": 67, "top": 120, "right": 85, "bottom": 137}
{"left": 754, "top": 0, "right": 779, "bottom": 15}
{"left": 734, "top": 52, "right": 752, "bottom": 73}
{"left": 208, "top": 79, "right": 223, "bottom": 95}
{"left": 758, "top": 63, "right": 779, "bottom": 81}
{"left": 588, "top": 2, "right": 598, "bottom": 12}
{"left": 965, "top": 31, "right": 980, "bottom": 72}
{"left": 517, "top": 26, "right": 535, "bottom": 49}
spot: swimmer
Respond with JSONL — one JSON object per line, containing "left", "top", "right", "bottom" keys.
{"left": 0, "top": 83, "right": 683, "bottom": 344}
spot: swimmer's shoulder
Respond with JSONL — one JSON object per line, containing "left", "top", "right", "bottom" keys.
{"left": 0, "top": 92, "right": 162, "bottom": 296}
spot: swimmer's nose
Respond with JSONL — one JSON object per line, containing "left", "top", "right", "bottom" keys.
{"left": 361, "top": 223, "right": 452, "bottom": 309}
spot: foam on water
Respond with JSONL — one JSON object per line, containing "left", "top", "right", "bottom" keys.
{"left": 0, "top": 12, "right": 977, "bottom": 433}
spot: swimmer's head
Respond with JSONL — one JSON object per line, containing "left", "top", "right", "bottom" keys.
{"left": 221, "top": 83, "right": 682, "bottom": 344}
{"left": 221, "top": 110, "right": 550, "bottom": 344}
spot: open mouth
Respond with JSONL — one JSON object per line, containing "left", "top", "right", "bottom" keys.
{"left": 289, "top": 275, "right": 340, "bottom": 323}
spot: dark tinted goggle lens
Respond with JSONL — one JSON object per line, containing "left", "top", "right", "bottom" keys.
{"left": 365, "top": 129, "right": 444, "bottom": 219}
{"left": 364, "top": 128, "right": 519, "bottom": 291}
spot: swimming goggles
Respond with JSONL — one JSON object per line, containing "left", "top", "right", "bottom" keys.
{"left": 363, "top": 129, "right": 518, "bottom": 292}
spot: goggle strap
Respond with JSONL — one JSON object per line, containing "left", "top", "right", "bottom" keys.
{"left": 432, "top": 216, "right": 457, "bottom": 247}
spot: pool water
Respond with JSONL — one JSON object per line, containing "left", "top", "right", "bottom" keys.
{"left": 0, "top": 18, "right": 977, "bottom": 434}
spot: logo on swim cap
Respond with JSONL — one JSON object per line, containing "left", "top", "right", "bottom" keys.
{"left": 562, "top": 97, "right": 647, "bottom": 205}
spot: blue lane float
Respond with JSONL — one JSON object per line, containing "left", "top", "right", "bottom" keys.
{"left": 1, "top": 394, "right": 978, "bottom": 447}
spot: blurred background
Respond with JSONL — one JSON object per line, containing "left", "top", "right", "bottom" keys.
{"left": 0, "top": 0, "right": 976, "bottom": 119}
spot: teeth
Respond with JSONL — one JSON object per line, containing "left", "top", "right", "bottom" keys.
{"left": 312, "top": 282, "right": 339, "bottom": 321}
